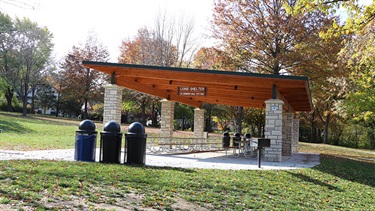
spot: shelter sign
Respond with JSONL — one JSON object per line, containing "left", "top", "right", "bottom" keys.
{"left": 178, "top": 86, "right": 206, "bottom": 96}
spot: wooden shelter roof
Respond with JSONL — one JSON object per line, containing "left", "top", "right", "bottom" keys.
{"left": 82, "top": 61, "right": 312, "bottom": 112}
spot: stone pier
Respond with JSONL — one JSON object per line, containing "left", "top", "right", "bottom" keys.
{"left": 264, "top": 99, "right": 284, "bottom": 162}
{"left": 292, "top": 118, "right": 300, "bottom": 153}
{"left": 103, "top": 84, "right": 123, "bottom": 125}
{"left": 194, "top": 108, "right": 205, "bottom": 139}
{"left": 282, "top": 112, "right": 294, "bottom": 156}
{"left": 160, "top": 99, "right": 174, "bottom": 138}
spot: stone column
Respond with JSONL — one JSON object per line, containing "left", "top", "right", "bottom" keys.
{"left": 292, "top": 118, "right": 300, "bottom": 154}
{"left": 160, "top": 99, "right": 174, "bottom": 138}
{"left": 264, "top": 99, "right": 284, "bottom": 162}
{"left": 282, "top": 112, "right": 294, "bottom": 156}
{"left": 103, "top": 84, "right": 123, "bottom": 125}
{"left": 194, "top": 108, "right": 205, "bottom": 139}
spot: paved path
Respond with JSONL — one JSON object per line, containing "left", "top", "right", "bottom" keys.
{"left": 0, "top": 149, "right": 320, "bottom": 170}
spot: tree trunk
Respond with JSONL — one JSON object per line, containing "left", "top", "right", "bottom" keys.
{"left": 55, "top": 92, "right": 61, "bottom": 117}
{"left": 31, "top": 87, "right": 36, "bottom": 114}
{"left": 141, "top": 100, "right": 146, "bottom": 126}
{"left": 5, "top": 87, "right": 13, "bottom": 112}
{"left": 22, "top": 97, "right": 27, "bottom": 116}
{"left": 83, "top": 98, "right": 88, "bottom": 119}
{"left": 237, "top": 106, "right": 243, "bottom": 134}
{"left": 310, "top": 110, "right": 315, "bottom": 143}
{"left": 151, "top": 102, "right": 158, "bottom": 127}
{"left": 205, "top": 108, "right": 212, "bottom": 132}
{"left": 323, "top": 113, "right": 330, "bottom": 144}
{"left": 22, "top": 82, "right": 28, "bottom": 116}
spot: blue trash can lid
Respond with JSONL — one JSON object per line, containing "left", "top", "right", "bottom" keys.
{"left": 78, "top": 119, "right": 96, "bottom": 132}
{"left": 103, "top": 121, "right": 121, "bottom": 133}
{"left": 127, "top": 122, "right": 145, "bottom": 134}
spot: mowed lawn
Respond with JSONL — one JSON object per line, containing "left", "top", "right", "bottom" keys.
{"left": 0, "top": 111, "right": 374, "bottom": 210}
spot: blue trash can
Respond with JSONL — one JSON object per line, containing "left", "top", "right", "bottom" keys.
{"left": 74, "top": 120, "right": 97, "bottom": 162}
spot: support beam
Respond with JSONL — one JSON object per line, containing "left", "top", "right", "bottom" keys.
{"left": 273, "top": 84, "right": 294, "bottom": 112}
{"left": 117, "top": 78, "right": 202, "bottom": 108}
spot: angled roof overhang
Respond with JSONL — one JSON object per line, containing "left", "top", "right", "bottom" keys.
{"left": 82, "top": 61, "right": 312, "bottom": 112}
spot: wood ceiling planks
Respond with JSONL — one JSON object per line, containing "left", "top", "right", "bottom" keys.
{"left": 82, "top": 61, "right": 312, "bottom": 112}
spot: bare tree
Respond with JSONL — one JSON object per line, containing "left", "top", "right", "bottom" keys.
{"left": 118, "top": 11, "right": 202, "bottom": 125}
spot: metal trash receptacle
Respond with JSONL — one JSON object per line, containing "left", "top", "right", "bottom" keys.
{"left": 222, "top": 132, "right": 230, "bottom": 147}
{"left": 125, "top": 122, "right": 147, "bottom": 165}
{"left": 232, "top": 132, "right": 241, "bottom": 147}
{"left": 99, "top": 121, "right": 122, "bottom": 164}
{"left": 74, "top": 120, "right": 97, "bottom": 162}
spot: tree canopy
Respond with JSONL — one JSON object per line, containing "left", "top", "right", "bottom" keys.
{"left": 59, "top": 33, "right": 109, "bottom": 119}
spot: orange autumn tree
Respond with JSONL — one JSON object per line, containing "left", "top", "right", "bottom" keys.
{"left": 118, "top": 28, "right": 178, "bottom": 126}
{"left": 59, "top": 33, "right": 109, "bottom": 119}
{"left": 211, "top": 0, "right": 350, "bottom": 142}
{"left": 212, "top": 0, "right": 336, "bottom": 75}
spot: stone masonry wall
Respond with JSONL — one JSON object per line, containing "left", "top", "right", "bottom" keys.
{"left": 264, "top": 99, "right": 284, "bottom": 162}
{"left": 292, "top": 118, "right": 300, "bottom": 153}
{"left": 103, "top": 84, "right": 123, "bottom": 125}
{"left": 282, "top": 112, "right": 294, "bottom": 156}
{"left": 160, "top": 99, "right": 174, "bottom": 139}
{"left": 194, "top": 108, "right": 205, "bottom": 139}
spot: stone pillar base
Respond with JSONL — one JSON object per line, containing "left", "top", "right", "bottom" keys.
{"left": 103, "top": 84, "right": 123, "bottom": 125}
{"left": 264, "top": 99, "right": 283, "bottom": 162}
{"left": 160, "top": 99, "right": 174, "bottom": 139}
{"left": 292, "top": 118, "right": 300, "bottom": 153}
{"left": 282, "top": 112, "right": 294, "bottom": 156}
{"left": 194, "top": 108, "right": 205, "bottom": 139}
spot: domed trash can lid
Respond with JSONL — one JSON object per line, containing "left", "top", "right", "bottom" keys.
{"left": 77, "top": 119, "right": 96, "bottom": 133}
{"left": 126, "top": 122, "right": 147, "bottom": 138}
{"left": 102, "top": 121, "right": 121, "bottom": 134}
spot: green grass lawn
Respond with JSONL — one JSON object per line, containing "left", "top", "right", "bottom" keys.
{"left": 0, "top": 111, "right": 374, "bottom": 210}
{"left": 0, "top": 112, "right": 84, "bottom": 150}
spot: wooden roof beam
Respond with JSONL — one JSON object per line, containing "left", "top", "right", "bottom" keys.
{"left": 116, "top": 78, "right": 202, "bottom": 108}
{"left": 273, "top": 84, "right": 294, "bottom": 112}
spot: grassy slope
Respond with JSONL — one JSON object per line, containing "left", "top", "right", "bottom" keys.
{"left": 0, "top": 112, "right": 83, "bottom": 150}
{"left": 0, "top": 111, "right": 374, "bottom": 210}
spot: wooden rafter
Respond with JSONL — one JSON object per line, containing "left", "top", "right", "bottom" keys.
{"left": 82, "top": 61, "right": 312, "bottom": 112}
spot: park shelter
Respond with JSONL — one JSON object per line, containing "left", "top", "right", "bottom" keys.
{"left": 82, "top": 61, "right": 312, "bottom": 162}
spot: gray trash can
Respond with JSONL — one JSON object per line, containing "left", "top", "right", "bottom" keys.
{"left": 99, "top": 121, "right": 122, "bottom": 164}
{"left": 222, "top": 132, "right": 230, "bottom": 148}
{"left": 125, "top": 122, "right": 147, "bottom": 164}
{"left": 74, "top": 120, "right": 97, "bottom": 162}
{"left": 232, "top": 132, "right": 241, "bottom": 147}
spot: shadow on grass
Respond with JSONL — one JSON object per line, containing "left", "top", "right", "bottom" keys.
{"left": 0, "top": 119, "right": 33, "bottom": 134}
{"left": 0, "top": 160, "right": 197, "bottom": 210}
{"left": 0, "top": 111, "right": 81, "bottom": 127}
{"left": 314, "top": 154, "right": 375, "bottom": 188}
{"left": 287, "top": 171, "right": 341, "bottom": 191}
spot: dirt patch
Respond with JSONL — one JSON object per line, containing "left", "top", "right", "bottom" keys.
{"left": 0, "top": 194, "right": 211, "bottom": 211}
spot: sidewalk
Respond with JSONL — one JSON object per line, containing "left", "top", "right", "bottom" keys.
{"left": 0, "top": 149, "right": 320, "bottom": 170}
